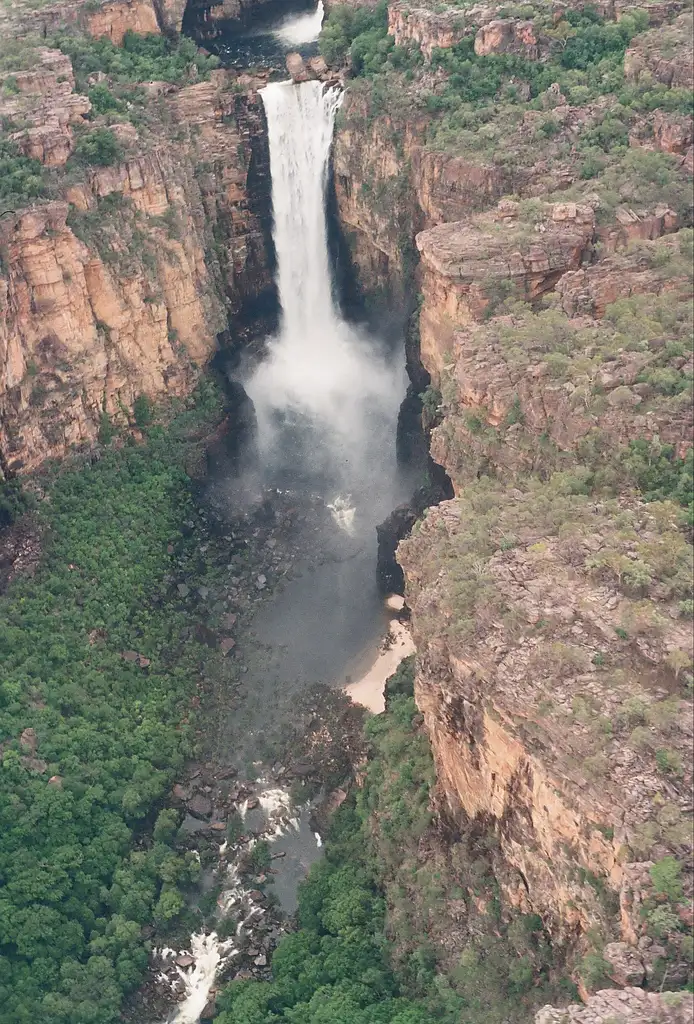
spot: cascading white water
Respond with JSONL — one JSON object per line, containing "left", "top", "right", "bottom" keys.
{"left": 274, "top": 0, "right": 324, "bottom": 46}
{"left": 251, "top": 80, "right": 405, "bottom": 504}
{"left": 262, "top": 80, "right": 342, "bottom": 344}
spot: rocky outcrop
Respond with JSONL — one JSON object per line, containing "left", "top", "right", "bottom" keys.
{"left": 14, "top": 0, "right": 181, "bottom": 40}
{"left": 387, "top": 2, "right": 468, "bottom": 59}
{"left": 0, "top": 49, "right": 90, "bottom": 168}
{"left": 474, "top": 18, "right": 541, "bottom": 59}
{"left": 83, "top": 0, "right": 160, "bottom": 43}
{"left": 624, "top": 13, "right": 694, "bottom": 89}
{"left": 536, "top": 987, "right": 693, "bottom": 1023}
{"left": 0, "top": 55, "right": 274, "bottom": 473}
{"left": 416, "top": 200, "right": 595, "bottom": 377}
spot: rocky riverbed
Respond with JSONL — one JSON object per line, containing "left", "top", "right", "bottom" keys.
{"left": 124, "top": 438, "right": 413, "bottom": 1023}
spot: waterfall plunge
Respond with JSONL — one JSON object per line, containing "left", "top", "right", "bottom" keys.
{"left": 249, "top": 81, "right": 405, "bottom": 504}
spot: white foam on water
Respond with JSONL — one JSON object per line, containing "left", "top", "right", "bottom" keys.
{"left": 169, "top": 933, "right": 237, "bottom": 1024}
{"left": 327, "top": 494, "right": 356, "bottom": 533}
{"left": 252, "top": 81, "right": 406, "bottom": 473}
{"left": 274, "top": 0, "right": 324, "bottom": 45}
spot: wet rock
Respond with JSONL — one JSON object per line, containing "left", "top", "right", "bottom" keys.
{"left": 209, "top": 821, "right": 226, "bottom": 831}
{"left": 201, "top": 997, "right": 216, "bottom": 1021}
{"left": 245, "top": 796, "right": 259, "bottom": 810}
{"left": 175, "top": 954, "right": 195, "bottom": 968}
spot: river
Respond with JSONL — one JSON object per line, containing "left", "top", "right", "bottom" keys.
{"left": 153, "top": 24, "right": 419, "bottom": 1023}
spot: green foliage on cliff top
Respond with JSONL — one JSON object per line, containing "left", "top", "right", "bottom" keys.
{"left": 0, "top": 386, "right": 224, "bottom": 1024}
{"left": 55, "top": 31, "right": 219, "bottom": 93}
{"left": 320, "top": 1, "right": 420, "bottom": 76}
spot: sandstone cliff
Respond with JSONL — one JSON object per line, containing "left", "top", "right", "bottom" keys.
{"left": 326, "top": 0, "right": 693, "bottom": 1001}
{"left": 0, "top": 40, "right": 273, "bottom": 474}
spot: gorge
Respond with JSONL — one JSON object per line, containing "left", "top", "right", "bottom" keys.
{"left": 0, "top": 0, "right": 692, "bottom": 1023}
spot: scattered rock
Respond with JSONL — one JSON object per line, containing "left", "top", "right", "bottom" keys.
{"left": 175, "top": 954, "right": 195, "bottom": 968}
{"left": 177, "top": 583, "right": 190, "bottom": 597}
{"left": 48, "top": 775, "right": 63, "bottom": 788}
{"left": 220, "top": 637, "right": 236, "bottom": 655}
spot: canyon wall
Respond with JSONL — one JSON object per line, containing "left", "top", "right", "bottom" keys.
{"left": 0, "top": 34, "right": 274, "bottom": 474}
{"left": 331, "top": 0, "right": 693, "bottom": 1003}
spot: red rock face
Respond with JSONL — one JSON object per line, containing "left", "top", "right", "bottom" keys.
{"left": 474, "top": 18, "right": 540, "bottom": 58}
{"left": 0, "top": 53, "right": 274, "bottom": 474}
{"left": 388, "top": 2, "right": 469, "bottom": 59}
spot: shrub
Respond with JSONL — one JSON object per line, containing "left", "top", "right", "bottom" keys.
{"left": 0, "top": 479, "right": 34, "bottom": 529}
{"left": 74, "top": 127, "right": 124, "bottom": 166}
{"left": 655, "top": 748, "right": 683, "bottom": 776}
{"left": 98, "top": 410, "right": 115, "bottom": 443}
{"left": 650, "top": 856, "right": 684, "bottom": 900}
{"left": 87, "top": 82, "right": 123, "bottom": 115}
{"left": 0, "top": 140, "right": 45, "bottom": 214}
{"left": 133, "top": 394, "right": 153, "bottom": 427}
{"left": 55, "top": 31, "right": 219, "bottom": 92}
{"left": 579, "top": 952, "right": 610, "bottom": 991}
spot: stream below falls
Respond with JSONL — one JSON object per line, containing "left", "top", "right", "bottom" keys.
{"left": 150, "top": 73, "right": 422, "bottom": 1023}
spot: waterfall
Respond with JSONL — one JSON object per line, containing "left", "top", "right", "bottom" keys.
{"left": 274, "top": 0, "right": 325, "bottom": 46}
{"left": 261, "top": 80, "right": 342, "bottom": 343}
{"left": 251, "top": 81, "right": 405, "bottom": 497}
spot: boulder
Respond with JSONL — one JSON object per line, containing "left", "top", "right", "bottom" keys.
{"left": 187, "top": 793, "right": 213, "bottom": 819}
{"left": 286, "top": 53, "right": 309, "bottom": 83}
{"left": 603, "top": 941, "right": 646, "bottom": 987}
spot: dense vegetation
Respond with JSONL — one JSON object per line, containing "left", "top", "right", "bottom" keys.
{"left": 0, "top": 139, "right": 45, "bottom": 216}
{"left": 55, "top": 31, "right": 219, "bottom": 93}
{"left": 0, "top": 384, "right": 225, "bottom": 1024}
{"left": 214, "top": 671, "right": 574, "bottom": 1024}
